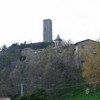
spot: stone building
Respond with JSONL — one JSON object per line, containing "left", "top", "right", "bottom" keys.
{"left": 54, "top": 35, "right": 62, "bottom": 47}
{"left": 43, "top": 19, "right": 52, "bottom": 42}
{"left": 75, "top": 39, "right": 96, "bottom": 53}
{"left": 75, "top": 39, "right": 98, "bottom": 68}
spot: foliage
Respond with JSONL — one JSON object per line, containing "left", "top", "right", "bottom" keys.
{"left": 18, "top": 96, "right": 27, "bottom": 100}
{"left": 82, "top": 42, "right": 100, "bottom": 88}
{"left": 82, "top": 55, "right": 100, "bottom": 87}
{"left": 0, "top": 42, "right": 80, "bottom": 99}
{"left": 19, "top": 42, "right": 53, "bottom": 49}
{"left": 27, "top": 89, "right": 49, "bottom": 100}
{"left": 18, "top": 89, "right": 49, "bottom": 100}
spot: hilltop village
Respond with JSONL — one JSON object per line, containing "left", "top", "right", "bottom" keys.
{"left": 0, "top": 19, "right": 100, "bottom": 100}
{"left": 21, "top": 19, "right": 97, "bottom": 66}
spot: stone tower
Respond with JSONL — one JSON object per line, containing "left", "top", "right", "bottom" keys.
{"left": 43, "top": 19, "right": 52, "bottom": 42}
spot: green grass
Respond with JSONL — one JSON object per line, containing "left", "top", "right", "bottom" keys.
{"left": 58, "top": 92, "right": 100, "bottom": 100}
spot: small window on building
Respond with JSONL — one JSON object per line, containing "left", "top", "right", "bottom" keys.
{"left": 93, "top": 48, "right": 96, "bottom": 54}
{"left": 81, "top": 60, "right": 85, "bottom": 64}
{"left": 20, "top": 56, "right": 26, "bottom": 61}
{"left": 81, "top": 46, "right": 84, "bottom": 49}
{"left": 44, "top": 27, "right": 46, "bottom": 30}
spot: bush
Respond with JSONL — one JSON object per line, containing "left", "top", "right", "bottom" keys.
{"left": 18, "top": 89, "right": 49, "bottom": 100}
{"left": 27, "top": 89, "right": 49, "bottom": 100}
{"left": 18, "top": 96, "right": 27, "bottom": 100}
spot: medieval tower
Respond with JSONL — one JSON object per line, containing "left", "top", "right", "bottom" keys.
{"left": 43, "top": 19, "right": 52, "bottom": 42}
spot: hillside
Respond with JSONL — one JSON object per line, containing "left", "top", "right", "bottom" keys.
{"left": 0, "top": 42, "right": 82, "bottom": 100}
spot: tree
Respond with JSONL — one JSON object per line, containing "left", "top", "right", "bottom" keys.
{"left": 82, "top": 55, "right": 100, "bottom": 88}
{"left": 18, "top": 89, "right": 49, "bottom": 100}
{"left": 82, "top": 42, "right": 100, "bottom": 88}
{"left": 27, "top": 89, "right": 49, "bottom": 100}
{"left": 0, "top": 45, "right": 7, "bottom": 51}
{"left": 18, "top": 96, "right": 27, "bottom": 100}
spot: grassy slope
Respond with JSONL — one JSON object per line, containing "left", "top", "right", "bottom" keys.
{"left": 58, "top": 92, "right": 100, "bottom": 100}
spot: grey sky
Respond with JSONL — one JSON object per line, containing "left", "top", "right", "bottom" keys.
{"left": 0, "top": 0, "right": 100, "bottom": 47}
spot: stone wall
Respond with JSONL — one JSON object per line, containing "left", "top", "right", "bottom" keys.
{"left": 0, "top": 98, "right": 11, "bottom": 100}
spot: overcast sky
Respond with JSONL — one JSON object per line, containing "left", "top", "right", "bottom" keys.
{"left": 0, "top": 0, "right": 100, "bottom": 47}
